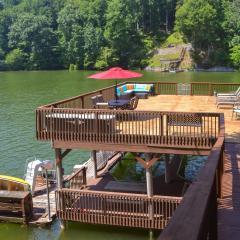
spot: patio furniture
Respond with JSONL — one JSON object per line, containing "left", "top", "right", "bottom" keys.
{"left": 91, "top": 95, "right": 109, "bottom": 109}
{"left": 217, "top": 86, "right": 240, "bottom": 97}
{"left": 232, "top": 102, "right": 240, "bottom": 119}
{"left": 127, "top": 96, "right": 139, "bottom": 110}
{"left": 217, "top": 95, "right": 240, "bottom": 108}
{"left": 135, "top": 92, "right": 149, "bottom": 99}
{"left": 167, "top": 114, "right": 203, "bottom": 136}
{"left": 45, "top": 113, "right": 116, "bottom": 133}
{"left": 116, "top": 83, "right": 155, "bottom": 99}
{"left": 108, "top": 99, "right": 130, "bottom": 109}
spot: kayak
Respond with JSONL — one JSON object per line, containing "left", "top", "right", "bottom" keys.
{"left": 0, "top": 175, "right": 30, "bottom": 192}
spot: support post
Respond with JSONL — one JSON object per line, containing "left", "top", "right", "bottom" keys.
{"left": 145, "top": 153, "right": 154, "bottom": 235}
{"left": 165, "top": 154, "right": 171, "bottom": 184}
{"left": 55, "top": 148, "right": 63, "bottom": 189}
{"left": 165, "top": 154, "right": 182, "bottom": 184}
{"left": 55, "top": 148, "right": 65, "bottom": 229}
{"left": 45, "top": 169, "right": 51, "bottom": 222}
{"left": 92, "top": 150, "right": 97, "bottom": 179}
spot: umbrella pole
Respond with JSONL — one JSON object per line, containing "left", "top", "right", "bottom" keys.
{"left": 115, "top": 80, "right": 118, "bottom": 101}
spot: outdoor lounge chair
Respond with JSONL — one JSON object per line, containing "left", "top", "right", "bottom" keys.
{"left": 232, "top": 101, "right": 240, "bottom": 119}
{"left": 217, "top": 86, "right": 240, "bottom": 97}
{"left": 217, "top": 94, "right": 240, "bottom": 108}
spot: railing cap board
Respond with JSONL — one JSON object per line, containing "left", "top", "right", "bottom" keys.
{"left": 57, "top": 188, "right": 183, "bottom": 201}
{"left": 64, "top": 165, "right": 86, "bottom": 183}
{"left": 37, "top": 107, "right": 221, "bottom": 117}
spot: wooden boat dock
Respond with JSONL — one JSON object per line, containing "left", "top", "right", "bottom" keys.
{"left": 29, "top": 188, "right": 56, "bottom": 226}
{"left": 34, "top": 81, "right": 240, "bottom": 238}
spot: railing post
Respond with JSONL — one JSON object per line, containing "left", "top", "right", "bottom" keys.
{"left": 92, "top": 150, "right": 98, "bottom": 179}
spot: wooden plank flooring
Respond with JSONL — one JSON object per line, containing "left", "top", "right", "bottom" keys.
{"left": 28, "top": 187, "right": 56, "bottom": 226}
{"left": 137, "top": 95, "right": 240, "bottom": 143}
{"left": 218, "top": 143, "right": 240, "bottom": 240}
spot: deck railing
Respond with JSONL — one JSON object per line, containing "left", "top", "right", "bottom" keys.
{"left": 36, "top": 108, "right": 221, "bottom": 149}
{"left": 64, "top": 166, "right": 87, "bottom": 189}
{"left": 158, "top": 113, "right": 225, "bottom": 240}
{"left": 38, "top": 82, "right": 240, "bottom": 110}
{"left": 55, "top": 189, "right": 182, "bottom": 230}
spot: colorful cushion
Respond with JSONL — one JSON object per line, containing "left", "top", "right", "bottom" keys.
{"left": 123, "top": 85, "right": 127, "bottom": 92}
{"left": 127, "top": 84, "right": 134, "bottom": 90}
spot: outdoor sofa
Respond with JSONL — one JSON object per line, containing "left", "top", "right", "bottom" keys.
{"left": 116, "top": 83, "right": 155, "bottom": 100}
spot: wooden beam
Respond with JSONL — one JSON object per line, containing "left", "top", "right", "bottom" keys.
{"left": 53, "top": 141, "right": 210, "bottom": 156}
{"left": 134, "top": 155, "right": 160, "bottom": 169}
{"left": 61, "top": 149, "right": 72, "bottom": 159}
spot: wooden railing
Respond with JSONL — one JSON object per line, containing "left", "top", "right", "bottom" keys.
{"left": 154, "top": 82, "right": 240, "bottom": 96}
{"left": 55, "top": 189, "right": 182, "bottom": 230}
{"left": 36, "top": 108, "right": 221, "bottom": 150}
{"left": 64, "top": 166, "right": 86, "bottom": 189}
{"left": 190, "top": 82, "right": 240, "bottom": 96}
{"left": 37, "top": 82, "right": 240, "bottom": 110}
{"left": 42, "top": 84, "right": 116, "bottom": 109}
{"left": 158, "top": 113, "right": 225, "bottom": 240}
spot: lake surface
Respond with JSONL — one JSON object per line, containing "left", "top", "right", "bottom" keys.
{"left": 0, "top": 70, "right": 239, "bottom": 240}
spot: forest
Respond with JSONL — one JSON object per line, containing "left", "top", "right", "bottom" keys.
{"left": 0, "top": 0, "right": 239, "bottom": 71}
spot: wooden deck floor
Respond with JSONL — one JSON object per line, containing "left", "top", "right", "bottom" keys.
{"left": 29, "top": 187, "right": 56, "bottom": 226}
{"left": 218, "top": 143, "right": 240, "bottom": 240}
{"left": 137, "top": 95, "right": 240, "bottom": 143}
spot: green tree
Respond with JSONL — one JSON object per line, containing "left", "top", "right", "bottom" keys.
{"left": 5, "top": 48, "right": 27, "bottom": 70}
{"left": 175, "top": 0, "right": 226, "bottom": 66}
{"left": 104, "top": 0, "right": 146, "bottom": 68}
{"left": 83, "top": 24, "right": 103, "bottom": 69}
{"left": 230, "top": 45, "right": 240, "bottom": 68}
{"left": 95, "top": 47, "right": 119, "bottom": 69}
{"left": 8, "top": 13, "right": 62, "bottom": 69}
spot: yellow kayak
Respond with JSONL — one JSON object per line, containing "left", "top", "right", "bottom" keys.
{"left": 0, "top": 175, "right": 30, "bottom": 192}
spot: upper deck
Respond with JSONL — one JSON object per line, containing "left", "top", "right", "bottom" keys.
{"left": 36, "top": 81, "right": 239, "bottom": 155}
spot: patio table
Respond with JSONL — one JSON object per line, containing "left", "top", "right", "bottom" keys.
{"left": 108, "top": 99, "right": 130, "bottom": 109}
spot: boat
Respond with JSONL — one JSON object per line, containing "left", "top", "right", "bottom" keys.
{"left": 24, "top": 158, "right": 55, "bottom": 193}
{"left": 169, "top": 68, "right": 184, "bottom": 73}
{"left": 0, "top": 175, "right": 30, "bottom": 192}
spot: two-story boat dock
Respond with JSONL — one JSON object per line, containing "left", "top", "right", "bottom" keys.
{"left": 35, "top": 81, "right": 240, "bottom": 239}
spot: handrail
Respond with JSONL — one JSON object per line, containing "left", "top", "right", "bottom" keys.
{"left": 36, "top": 108, "right": 221, "bottom": 150}
{"left": 158, "top": 113, "right": 225, "bottom": 240}
{"left": 37, "top": 82, "right": 240, "bottom": 109}
{"left": 56, "top": 188, "right": 182, "bottom": 230}
{"left": 64, "top": 165, "right": 86, "bottom": 183}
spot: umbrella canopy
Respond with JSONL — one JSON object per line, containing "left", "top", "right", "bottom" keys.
{"left": 88, "top": 67, "right": 143, "bottom": 79}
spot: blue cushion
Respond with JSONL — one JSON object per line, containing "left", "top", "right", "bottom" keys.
{"left": 122, "top": 85, "right": 127, "bottom": 92}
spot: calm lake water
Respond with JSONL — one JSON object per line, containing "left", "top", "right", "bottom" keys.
{"left": 0, "top": 70, "right": 239, "bottom": 240}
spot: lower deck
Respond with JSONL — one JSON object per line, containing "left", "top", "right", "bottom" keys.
{"left": 87, "top": 161, "right": 187, "bottom": 198}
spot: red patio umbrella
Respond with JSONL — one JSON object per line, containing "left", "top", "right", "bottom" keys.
{"left": 88, "top": 67, "right": 143, "bottom": 100}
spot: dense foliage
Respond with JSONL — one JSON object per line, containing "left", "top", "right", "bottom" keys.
{"left": 0, "top": 0, "right": 239, "bottom": 70}
{"left": 175, "top": 0, "right": 240, "bottom": 68}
